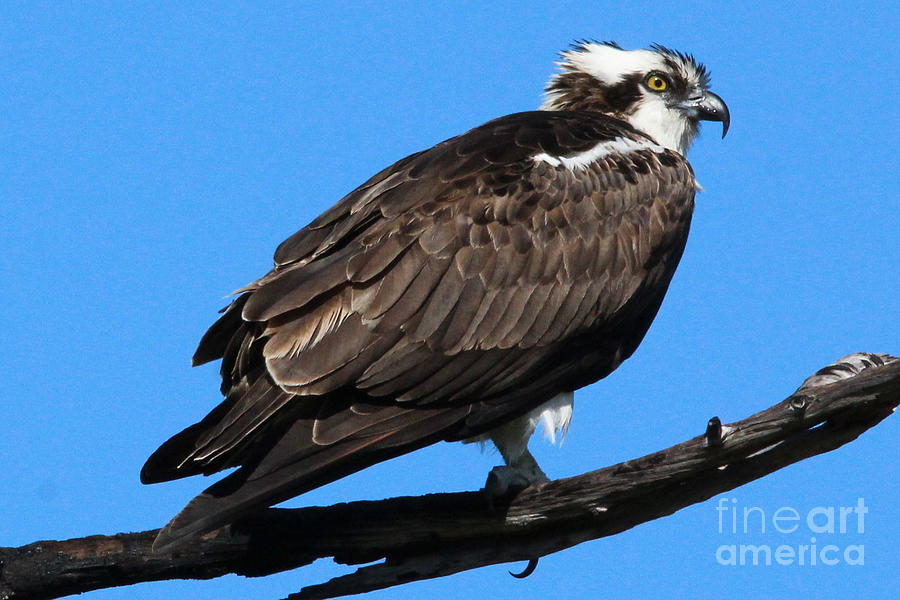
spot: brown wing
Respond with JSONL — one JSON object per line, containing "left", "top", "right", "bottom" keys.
{"left": 142, "top": 111, "right": 696, "bottom": 550}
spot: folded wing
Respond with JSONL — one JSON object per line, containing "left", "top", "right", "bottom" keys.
{"left": 141, "top": 111, "right": 697, "bottom": 550}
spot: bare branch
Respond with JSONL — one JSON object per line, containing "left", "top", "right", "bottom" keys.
{"left": 2, "top": 353, "right": 897, "bottom": 600}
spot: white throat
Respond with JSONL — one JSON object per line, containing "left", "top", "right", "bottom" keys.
{"left": 627, "top": 98, "right": 696, "bottom": 155}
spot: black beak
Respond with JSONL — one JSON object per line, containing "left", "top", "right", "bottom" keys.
{"left": 678, "top": 91, "right": 730, "bottom": 138}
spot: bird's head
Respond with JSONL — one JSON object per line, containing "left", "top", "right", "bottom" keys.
{"left": 542, "top": 41, "right": 729, "bottom": 155}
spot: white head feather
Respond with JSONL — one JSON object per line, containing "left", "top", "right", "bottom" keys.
{"left": 542, "top": 42, "right": 714, "bottom": 155}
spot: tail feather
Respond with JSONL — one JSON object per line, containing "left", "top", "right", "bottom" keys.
{"left": 152, "top": 429, "right": 412, "bottom": 551}
{"left": 141, "top": 397, "right": 239, "bottom": 483}
{"left": 192, "top": 294, "right": 251, "bottom": 367}
{"left": 151, "top": 404, "right": 469, "bottom": 552}
{"left": 141, "top": 377, "right": 310, "bottom": 484}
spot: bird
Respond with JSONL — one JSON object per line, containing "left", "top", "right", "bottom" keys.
{"left": 141, "top": 40, "right": 730, "bottom": 552}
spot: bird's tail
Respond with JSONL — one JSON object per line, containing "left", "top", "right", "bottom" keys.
{"left": 150, "top": 404, "right": 467, "bottom": 552}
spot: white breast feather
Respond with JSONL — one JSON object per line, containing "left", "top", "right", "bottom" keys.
{"left": 533, "top": 137, "right": 665, "bottom": 170}
{"left": 536, "top": 391, "right": 574, "bottom": 444}
{"left": 464, "top": 391, "right": 575, "bottom": 461}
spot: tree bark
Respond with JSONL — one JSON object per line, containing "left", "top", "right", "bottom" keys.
{"left": 1, "top": 353, "right": 897, "bottom": 600}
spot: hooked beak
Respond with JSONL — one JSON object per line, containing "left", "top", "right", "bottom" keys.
{"left": 677, "top": 90, "right": 730, "bottom": 138}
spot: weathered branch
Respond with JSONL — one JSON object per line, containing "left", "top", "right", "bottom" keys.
{"left": 2, "top": 353, "right": 898, "bottom": 600}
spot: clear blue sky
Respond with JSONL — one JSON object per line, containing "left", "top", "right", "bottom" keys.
{"left": 2, "top": 2, "right": 897, "bottom": 599}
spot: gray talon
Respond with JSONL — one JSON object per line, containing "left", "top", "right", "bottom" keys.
{"left": 483, "top": 449, "right": 550, "bottom": 502}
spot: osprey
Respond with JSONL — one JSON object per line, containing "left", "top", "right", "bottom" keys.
{"left": 142, "top": 41, "right": 729, "bottom": 551}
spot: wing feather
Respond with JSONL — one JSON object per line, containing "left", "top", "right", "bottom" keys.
{"left": 409, "top": 254, "right": 466, "bottom": 341}
{"left": 375, "top": 254, "right": 451, "bottom": 332}
{"left": 353, "top": 245, "right": 427, "bottom": 321}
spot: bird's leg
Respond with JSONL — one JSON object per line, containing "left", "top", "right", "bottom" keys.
{"left": 477, "top": 411, "right": 552, "bottom": 501}
{"left": 484, "top": 447, "right": 549, "bottom": 499}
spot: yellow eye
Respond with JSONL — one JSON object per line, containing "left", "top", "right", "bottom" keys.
{"left": 646, "top": 74, "right": 669, "bottom": 92}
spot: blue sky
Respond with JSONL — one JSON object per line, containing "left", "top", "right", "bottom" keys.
{"left": 2, "top": 2, "right": 897, "bottom": 599}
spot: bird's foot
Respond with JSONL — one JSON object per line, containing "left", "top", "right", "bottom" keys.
{"left": 483, "top": 462, "right": 549, "bottom": 501}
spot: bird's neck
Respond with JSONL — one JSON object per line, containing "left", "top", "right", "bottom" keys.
{"left": 540, "top": 71, "right": 697, "bottom": 155}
